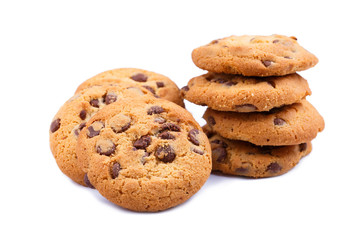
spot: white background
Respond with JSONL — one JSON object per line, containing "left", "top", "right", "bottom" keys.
{"left": 1, "top": 0, "right": 359, "bottom": 239}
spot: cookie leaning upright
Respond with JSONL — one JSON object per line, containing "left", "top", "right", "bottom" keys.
{"left": 49, "top": 84, "right": 152, "bottom": 186}
{"left": 76, "top": 97, "right": 211, "bottom": 212}
{"left": 191, "top": 35, "right": 318, "bottom": 76}
{"left": 75, "top": 68, "right": 184, "bottom": 107}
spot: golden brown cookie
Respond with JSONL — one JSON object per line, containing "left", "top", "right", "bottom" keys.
{"left": 203, "top": 100, "right": 324, "bottom": 146}
{"left": 208, "top": 133, "right": 311, "bottom": 178}
{"left": 75, "top": 68, "right": 184, "bottom": 107}
{"left": 76, "top": 97, "right": 211, "bottom": 212}
{"left": 182, "top": 72, "right": 311, "bottom": 112}
{"left": 192, "top": 35, "right": 318, "bottom": 76}
{"left": 49, "top": 84, "right": 151, "bottom": 186}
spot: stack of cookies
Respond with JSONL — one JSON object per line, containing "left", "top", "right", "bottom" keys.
{"left": 182, "top": 34, "right": 325, "bottom": 178}
{"left": 50, "top": 68, "right": 212, "bottom": 212}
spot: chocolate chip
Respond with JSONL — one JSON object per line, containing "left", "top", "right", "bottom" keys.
{"left": 133, "top": 135, "right": 152, "bottom": 149}
{"left": 274, "top": 118, "right": 286, "bottom": 126}
{"left": 154, "top": 117, "right": 166, "bottom": 124}
{"left": 142, "top": 85, "right": 156, "bottom": 94}
{"left": 74, "top": 122, "right": 86, "bottom": 136}
{"left": 192, "top": 148, "right": 204, "bottom": 155}
{"left": 235, "top": 104, "right": 258, "bottom": 112}
{"left": 110, "top": 114, "right": 131, "bottom": 133}
{"left": 156, "top": 82, "right": 165, "bottom": 88}
{"left": 299, "top": 143, "right": 307, "bottom": 152}
{"left": 84, "top": 173, "right": 95, "bottom": 189}
{"left": 87, "top": 121, "right": 104, "bottom": 138}
{"left": 50, "top": 118, "right": 61, "bottom": 133}
{"left": 188, "top": 129, "right": 200, "bottom": 146}
{"left": 258, "top": 146, "right": 275, "bottom": 155}
{"left": 90, "top": 99, "right": 100, "bottom": 108}
{"left": 262, "top": 60, "right": 272, "bottom": 67}
{"left": 155, "top": 145, "right": 176, "bottom": 163}
{"left": 284, "top": 56, "right": 292, "bottom": 59}
{"left": 266, "top": 162, "right": 282, "bottom": 173}
{"left": 96, "top": 139, "right": 116, "bottom": 156}
{"left": 141, "top": 152, "right": 150, "bottom": 165}
{"left": 79, "top": 110, "right": 87, "bottom": 120}
{"left": 181, "top": 86, "right": 190, "bottom": 91}
{"left": 235, "top": 167, "right": 249, "bottom": 174}
{"left": 158, "top": 131, "right": 175, "bottom": 140}
{"left": 267, "top": 81, "right": 276, "bottom": 88}
{"left": 225, "top": 81, "right": 237, "bottom": 86}
{"left": 104, "top": 93, "right": 117, "bottom": 105}
{"left": 210, "top": 139, "right": 228, "bottom": 148}
{"left": 147, "top": 106, "right": 164, "bottom": 115}
{"left": 111, "top": 162, "right": 121, "bottom": 179}
{"left": 160, "top": 123, "right": 181, "bottom": 132}
{"left": 131, "top": 73, "right": 148, "bottom": 82}
{"left": 212, "top": 147, "right": 227, "bottom": 163}
{"left": 207, "top": 116, "right": 216, "bottom": 126}
{"left": 272, "top": 39, "right": 280, "bottom": 43}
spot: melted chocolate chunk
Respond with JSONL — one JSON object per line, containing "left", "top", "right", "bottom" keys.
{"left": 212, "top": 147, "right": 227, "bottom": 163}
{"left": 104, "top": 93, "right": 117, "bottom": 105}
{"left": 87, "top": 121, "right": 104, "bottom": 138}
{"left": 131, "top": 73, "right": 148, "bottom": 82}
{"left": 274, "top": 118, "right": 286, "bottom": 126}
{"left": 262, "top": 60, "right": 272, "bottom": 67}
{"left": 299, "top": 143, "right": 307, "bottom": 152}
{"left": 79, "top": 110, "right": 87, "bottom": 120}
{"left": 147, "top": 106, "right": 164, "bottom": 115}
{"left": 84, "top": 173, "right": 95, "bottom": 189}
{"left": 90, "top": 99, "right": 100, "bottom": 108}
{"left": 96, "top": 139, "right": 116, "bottom": 156}
{"left": 155, "top": 145, "right": 176, "bottom": 163}
{"left": 158, "top": 131, "right": 175, "bottom": 140}
{"left": 133, "top": 135, "right": 152, "bottom": 149}
{"left": 156, "top": 82, "right": 165, "bottom": 88}
{"left": 50, "top": 118, "right": 61, "bottom": 133}
{"left": 207, "top": 116, "right": 216, "bottom": 126}
{"left": 266, "top": 162, "right": 282, "bottom": 173}
{"left": 111, "top": 162, "right": 121, "bottom": 179}
{"left": 188, "top": 129, "right": 200, "bottom": 146}
{"left": 160, "top": 123, "right": 181, "bottom": 132}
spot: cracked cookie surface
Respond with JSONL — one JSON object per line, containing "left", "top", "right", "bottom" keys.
{"left": 75, "top": 68, "right": 184, "bottom": 107}
{"left": 76, "top": 97, "right": 211, "bottom": 212}
{"left": 49, "top": 84, "right": 151, "bottom": 186}
{"left": 206, "top": 132, "right": 311, "bottom": 178}
{"left": 182, "top": 72, "right": 311, "bottom": 112}
{"left": 192, "top": 34, "right": 318, "bottom": 76}
{"left": 203, "top": 100, "right": 324, "bottom": 146}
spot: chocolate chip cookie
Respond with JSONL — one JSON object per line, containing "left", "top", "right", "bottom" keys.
{"left": 203, "top": 100, "right": 324, "bottom": 146}
{"left": 75, "top": 68, "right": 184, "bottom": 107}
{"left": 76, "top": 97, "right": 211, "bottom": 212}
{"left": 49, "top": 84, "right": 151, "bottom": 186}
{"left": 192, "top": 35, "right": 318, "bottom": 76}
{"left": 208, "top": 133, "right": 312, "bottom": 178}
{"left": 182, "top": 72, "right": 311, "bottom": 112}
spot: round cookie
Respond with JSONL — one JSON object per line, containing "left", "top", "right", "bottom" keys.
{"left": 203, "top": 100, "right": 324, "bottom": 146}
{"left": 49, "top": 84, "right": 151, "bottom": 186}
{"left": 76, "top": 97, "right": 211, "bottom": 212}
{"left": 192, "top": 34, "right": 318, "bottom": 76}
{"left": 208, "top": 133, "right": 312, "bottom": 178}
{"left": 182, "top": 72, "right": 311, "bottom": 112}
{"left": 75, "top": 68, "right": 184, "bottom": 107}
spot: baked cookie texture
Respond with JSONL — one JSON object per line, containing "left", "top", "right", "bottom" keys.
{"left": 76, "top": 97, "right": 212, "bottom": 212}
{"left": 49, "top": 84, "right": 151, "bottom": 186}
{"left": 75, "top": 68, "right": 184, "bottom": 107}
{"left": 203, "top": 100, "right": 324, "bottom": 146}
{"left": 208, "top": 133, "right": 312, "bottom": 178}
{"left": 192, "top": 35, "right": 318, "bottom": 76}
{"left": 182, "top": 72, "right": 311, "bottom": 112}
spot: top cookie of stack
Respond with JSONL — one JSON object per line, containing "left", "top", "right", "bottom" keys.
{"left": 182, "top": 34, "right": 324, "bottom": 178}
